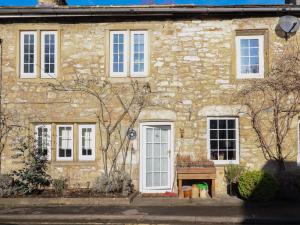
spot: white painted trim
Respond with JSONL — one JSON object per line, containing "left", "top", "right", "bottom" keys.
{"left": 236, "top": 35, "right": 264, "bottom": 79}
{"left": 35, "top": 124, "right": 52, "bottom": 161}
{"left": 78, "top": 124, "right": 96, "bottom": 161}
{"left": 56, "top": 125, "right": 73, "bottom": 161}
{"left": 110, "top": 31, "right": 128, "bottom": 77}
{"left": 139, "top": 122, "right": 174, "bottom": 193}
{"left": 207, "top": 117, "right": 240, "bottom": 165}
{"left": 297, "top": 121, "right": 300, "bottom": 166}
{"left": 130, "top": 31, "right": 148, "bottom": 77}
{"left": 41, "top": 31, "right": 58, "bottom": 78}
{"left": 20, "top": 31, "right": 37, "bottom": 78}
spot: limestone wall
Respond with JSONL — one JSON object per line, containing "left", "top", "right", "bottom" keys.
{"left": 0, "top": 17, "right": 299, "bottom": 195}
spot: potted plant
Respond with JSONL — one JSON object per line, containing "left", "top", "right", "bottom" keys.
{"left": 224, "top": 165, "right": 245, "bottom": 196}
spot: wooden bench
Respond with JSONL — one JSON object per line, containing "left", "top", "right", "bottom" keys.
{"left": 177, "top": 167, "right": 216, "bottom": 198}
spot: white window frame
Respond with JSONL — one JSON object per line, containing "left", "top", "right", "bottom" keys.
{"left": 78, "top": 124, "right": 96, "bottom": 161}
{"left": 297, "top": 121, "right": 300, "bottom": 166}
{"left": 20, "top": 31, "right": 37, "bottom": 78}
{"left": 56, "top": 125, "right": 73, "bottom": 161}
{"left": 41, "top": 31, "right": 58, "bottom": 78}
{"left": 236, "top": 35, "right": 264, "bottom": 79}
{"left": 130, "top": 31, "right": 148, "bottom": 77}
{"left": 207, "top": 117, "right": 240, "bottom": 165}
{"left": 35, "top": 124, "right": 52, "bottom": 160}
{"left": 110, "top": 31, "right": 128, "bottom": 77}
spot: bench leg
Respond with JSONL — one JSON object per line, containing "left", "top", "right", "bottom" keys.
{"left": 211, "top": 179, "right": 216, "bottom": 198}
{"left": 178, "top": 179, "right": 184, "bottom": 198}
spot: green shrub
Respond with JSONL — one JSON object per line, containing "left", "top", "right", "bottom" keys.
{"left": 95, "top": 171, "right": 133, "bottom": 196}
{"left": 0, "top": 174, "right": 14, "bottom": 197}
{"left": 238, "top": 170, "right": 278, "bottom": 201}
{"left": 52, "top": 177, "right": 68, "bottom": 195}
{"left": 11, "top": 136, "right": 52, "bottom": 195}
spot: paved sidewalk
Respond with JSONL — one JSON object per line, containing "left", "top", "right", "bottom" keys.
{"left": 0, "top": 200, "right": 300, "bottom": 224}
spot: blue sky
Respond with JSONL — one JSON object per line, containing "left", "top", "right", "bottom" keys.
{"left": 0, "top": 0, "right": 284, "bottom": 6}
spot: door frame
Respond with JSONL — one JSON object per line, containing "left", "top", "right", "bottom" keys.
{"left": 139, "top": 121, "right": 175, "bottom": 193}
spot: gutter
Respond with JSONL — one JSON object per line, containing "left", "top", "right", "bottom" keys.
{"left": 0, "top": 6, "right": 299, "bottom": 18}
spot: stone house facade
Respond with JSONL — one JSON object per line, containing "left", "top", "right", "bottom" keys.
{"left": 0, "top": 0, "right": 299, "bottom": 195}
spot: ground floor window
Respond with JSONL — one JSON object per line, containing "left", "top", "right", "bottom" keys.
{"left": 57, "top": 125, "right": 73, "bottom": 161}
{"left": 207, "top": 117, "right": 239, "bottom": 164}
{"left": 35, "top": 124, "right": 51, "bottom": 160}
{"left": 79, "top": 124, "right": 96, "bottom": 161}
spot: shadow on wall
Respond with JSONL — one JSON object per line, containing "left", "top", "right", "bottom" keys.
{"left": 263, "top": 160, "right": 300, "bottom": 202}
{"left": 238, "top": 160, "right": 300, "bottom": 224}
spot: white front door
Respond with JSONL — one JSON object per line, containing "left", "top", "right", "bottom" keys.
{"left": 140, "top": 123, "right": 173, "bottom": 192}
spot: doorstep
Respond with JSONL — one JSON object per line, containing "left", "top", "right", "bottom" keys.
{"left": 132, "top": 194, "right": 244, "bottom": 207}
{"left": 0, "top": 191, "right": 139, "bottom": 206}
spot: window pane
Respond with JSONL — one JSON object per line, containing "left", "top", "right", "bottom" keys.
{"left": 210, "top": 120, "right": 217, "bottom": 129}
{"left": 228, "top": 140, "right": 236, "bottom": 149}
{"left": 241, "top": 47, "right": 249, "bottom": 56}
{"left": 161, "top": 158, "right": 168, "bottom": 171}
{"left": 210, "top": 140, "right": 218, "bottom": 150}
{"left": 219, "top": 140, "right": 226, "bottom": 149}
{"left": 146, "top": 173, "right": 152, "bottom": 187}
{"left": 241, "top": 57, "right": 249, "bottom": 66}
{"left": 161, "top": 172, "right": 168, "bottom": 186}
{"left": 219, "top": 130, "right": 226, "bottom": 139}
{"left": 228, "top": 120, "right": 235, "bottom": 129}
{"left": 250, "top": 65, "right": 259, "bottom": 73}
{"left": 153, "top": 172, "right": 160, "bottom": 186}
{"left": 210, "top": 130, "right": 218, "bottom": 139}
{"left": 219, "top": 150, "right": 227, "bottom": 160}
{"left": 146, "top": 128, "right": 153, "bottom": 142}
{"left": 250, "top": 47, "right": 259, "bottom": 56}
{"left": 161, "top": 144, "right": 168, "bottom": 157}
{"left": 250, "top": 39, "right": 259, "bottom": 47}
{"left": 228, "top": 151, "right": 236, "bottom": 160}
{"left": 146, "top": 158, "right": 152, "bottom": 172}
{"left": 211, "top": 151, "right": 218, "bottom": 160}
{"left": 153, "top": 158, "right": 160, "bottom": 171}
{"left": 153, "top": 144, "right": 160, "bottom": 157}
{"left": 219, "top": 120, "right": 226, "bottom": 129}
{"left": 228, "top": 130, "right": 236, "bottom": 139}
{"left": 250, "top": 57, "right": 259, "bottom": 65}
{"left": 146, "top": 143, "right": 152, "bottom": 158}
{"left": 241, "top": 39, "right": 249, "bottom": 48}
{"left": 241, "top": 66, "right": 249, "bottom": 74}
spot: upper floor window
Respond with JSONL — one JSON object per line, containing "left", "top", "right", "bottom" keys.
{"left": 236, "top": 35, "right": 264, "bottom": 79}
{"left": 35, "top": 124, "right": 51, "bottom": 160}
{"left": 57, "top": 125, "right": 73, "bottom": 161}
{"left": 20, "top": 31, "right": 37, "bottom": 78}
{"left": 41, "top": 31, "right": 57, "bottom": 78}
{"left": 20, "top": 30, "right": 58, "bottom": 79}
{"left": 110, "top": 30, "right": 148, "bottom": 77}
{"left": 207, "top": 117, "right": 239, "bottom": 164}
{"left": 79, "top": 125, "right": 96, "bottom": 161}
